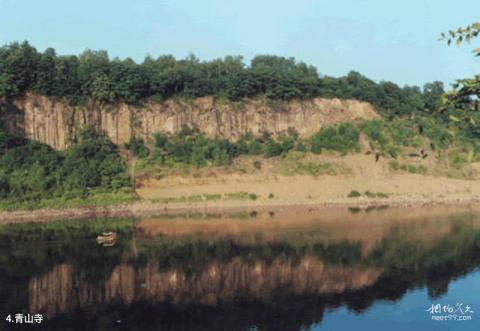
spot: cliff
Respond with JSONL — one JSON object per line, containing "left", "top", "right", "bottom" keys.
{"left": 2, "top": 93, "right": 379, "bottom": 150}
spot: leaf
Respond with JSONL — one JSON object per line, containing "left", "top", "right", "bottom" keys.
{"left": 456, "top": 36, "right": 463, "bottom": 46}
{"left": 449, "top": 115, "right": 460, "bottom": 122}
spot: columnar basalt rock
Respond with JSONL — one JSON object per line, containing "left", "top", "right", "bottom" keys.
{"left": 3, "top": 93, "right": 379, "bottom": 150}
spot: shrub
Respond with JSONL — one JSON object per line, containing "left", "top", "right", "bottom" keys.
{"left": 407, "top": 164, "right": 417, "bottom": 174}
{"left": 311, "top": 123, "right": 360, "bottom": 154}
{"left": 285, "top": 150, "right": 306, "bottom": 161}
{"left": 388, "top": 160, "right": 400, "bottom": 171}
{"left": 278, "top": 134, "right": 296, "bottom": 154}
{"left": 348, "top": 190, "right": 362, "bottom": 198}
{"left": 153, "top": 132, "right": 168, "bottom": 148}
{"left": 224, "top": 192, "right": 257, "bottom": 201}
{"left": 263, "top": 139, "right": 283, "bottom": 158}
{"left": 297, "top": 162, "right": 335, "bottom": 176}
{"left": 126, "top": 137, "right": 149, "bottom": 158}
{"left": 253, "top": 160, "right": 262, "bottom": 169}
{"left": 212, "top": 146, "right": 230, "bottom": 166}
{"left": 295, "top": 140, "right": 307, "bottom": 152}
{"left": 0, "top": 128, "right": 130, "bottom": 204}
{"left": 360, "top": 120, "right": 388, "bottom": 146}
{"left": 247, "top": 139, "right": 263, "bottom": 155}
{"left": 417, "top": 165, "right": 428, "bottom": 175}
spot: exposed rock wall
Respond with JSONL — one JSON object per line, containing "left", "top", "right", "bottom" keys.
{"left": 2, "top": 93, "right": 379, "bottom": 150}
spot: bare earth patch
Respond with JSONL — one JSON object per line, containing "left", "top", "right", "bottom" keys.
{"left": 136, "top": 172, "right": 480, "bottom": 208}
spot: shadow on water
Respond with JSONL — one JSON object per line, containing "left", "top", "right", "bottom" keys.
{"left": 1, "top": 206, "right": 480, "bottom": 330}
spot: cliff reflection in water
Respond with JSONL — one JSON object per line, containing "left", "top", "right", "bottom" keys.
{"left": 1, "top": 206, "right": 480, "bottom": 330}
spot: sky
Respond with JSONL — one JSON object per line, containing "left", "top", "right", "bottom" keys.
{"left": 0, "top": 0, "right": 479, "bottom": 88}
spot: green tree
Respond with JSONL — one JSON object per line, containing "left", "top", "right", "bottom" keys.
{"left": 441, "top": 22, "right": 480, "bottom": 138}
{"left": 34, "top": 48, "right": 56, "bottom": 95}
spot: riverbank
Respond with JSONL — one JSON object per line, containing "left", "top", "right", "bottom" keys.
{"left": 0, "top": 175, "right": 479, "bottom": 223}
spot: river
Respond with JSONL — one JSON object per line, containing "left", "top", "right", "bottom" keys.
{"left": 0, "top": 205, "right": 479, "bottom": 330}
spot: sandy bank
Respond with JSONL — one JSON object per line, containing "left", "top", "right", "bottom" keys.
{"left": 0, "top": 172, "right": 479, "bottom": 224}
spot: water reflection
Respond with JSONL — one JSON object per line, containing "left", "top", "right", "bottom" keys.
{"left": 1, "top": 205, "right": 480, "bottom": 330}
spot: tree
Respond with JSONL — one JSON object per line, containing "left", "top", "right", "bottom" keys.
{"left": 441, "top": 22, "right": 480, "bottom": 137}
{"left": 52, "top": 55, "right": 80, "bottom": 100}
{"left": 441, "top": 22, "right": 480, "bottom": 53}
{"left": 34, "top": 48, "right": 56, "bottom": 95}
{"left": 0, "top": 41, "right": 39, "bottom": 98}
{"left": 0, "top": 40, "right": 445, "bottom": 115}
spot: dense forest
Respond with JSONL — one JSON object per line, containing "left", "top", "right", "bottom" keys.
{"left": 0, "top": 41, "right": 445, "bottom": 118}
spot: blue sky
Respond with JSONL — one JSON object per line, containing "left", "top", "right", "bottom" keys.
{"left": 0, "top": 0, "right": 479, "bottom": 87}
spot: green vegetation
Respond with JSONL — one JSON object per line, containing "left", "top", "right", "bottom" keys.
{"left": 364, "top": 191, "right": 389, "bottom": 198}
{"left": 348, "top": 190, "right": 362, "bottom": 198}
{"left": 134, "top": 113, "right": 479, "bottom": 176}
{"left": 138, "top": 125, "right": 361, "bottom": 170}
{"left": 152, "top": 192, "right": 258, "bottom": 204}
{"left": 311, "top": 123, "right": 360, "bottom": 154}
{"left": 0, "top": 41, "right": 445, "bottom": 119}
{"left": 359, "top": 116, "right": 480, "bottom": 166}
{"left": 151, "top": 194, "right": 223, "bottom": 204}
{"left": 0, "top": 189, "right": 136, "bottom": 211}
{"left": 125, "top": 137, "right": 149, "bottom": 158}
{"left": 224, "top": 192, "right": 258, "bottom": 201}
{"left": 388, "top": 160, "right": 429, "bottom": 175}
{"left": 348, "top": 190, "right": 389, "bottom": 198}
{"left": 0, "top": 127, "right": 134, "bottom": 210}
{"left": 285, "top": 160, "right": 337, "bottom": 176}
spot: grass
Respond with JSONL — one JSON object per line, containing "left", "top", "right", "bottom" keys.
{"left": 281, "top": 159, "right": 337, "bottom": 176}
{"left": 389, "top": 160, "right": 428, "bottom": 175}
{"left": 348, "top": 190, "right": 389, "bottom": 199}
{"left": 0, "top": 189, "right": 138, "bottom": 211}
{"left": 152, "top": 191, "right": 259, "bottom": 204}
{"left": 152, "top": 193, "right": 223, "bottom": 204}
{"left": 224, "top": 192, "right": 258, "bottom": 201}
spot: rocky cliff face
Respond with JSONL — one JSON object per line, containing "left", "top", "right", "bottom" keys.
{"left": 2, "top": 93, "right": 379, "bottom": 150}
{"left": 28, "top": 257, "right": 382, "bottom": 316}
